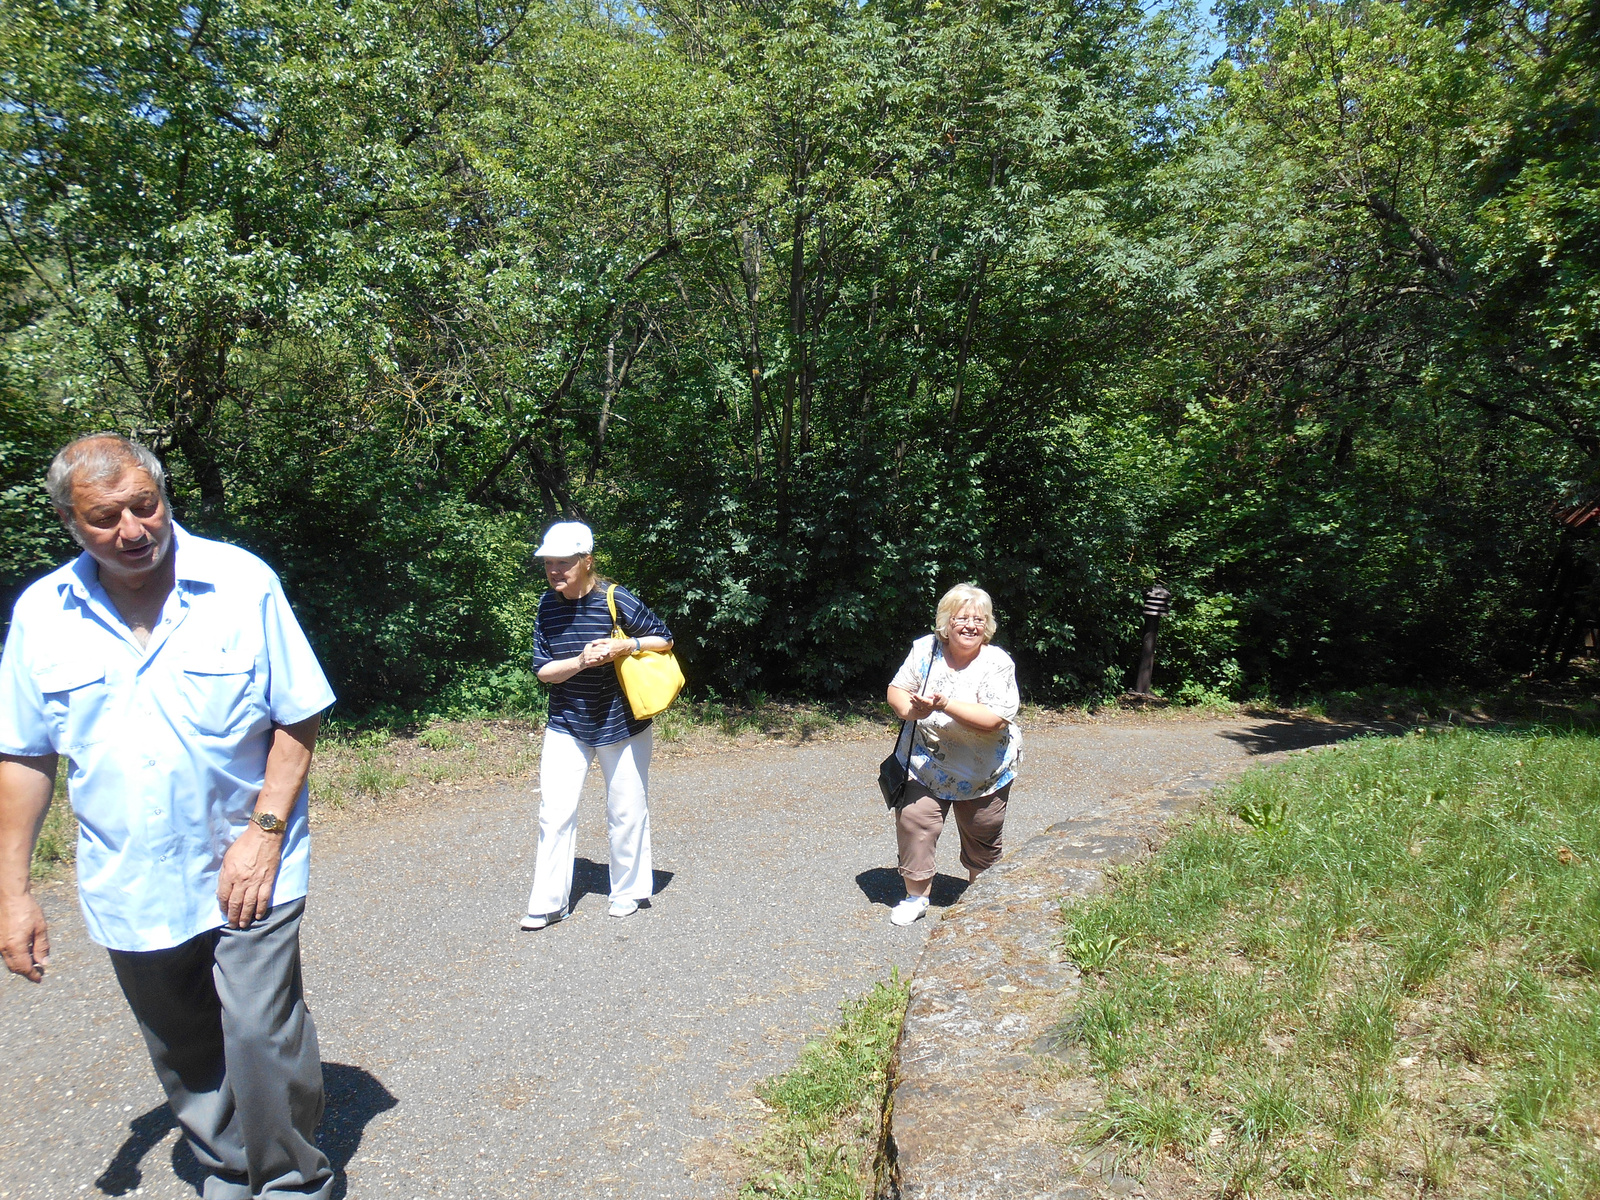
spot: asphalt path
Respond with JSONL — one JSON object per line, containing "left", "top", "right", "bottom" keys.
{"left": 0, "top": 716, "right": 1333, "bottom": 1200}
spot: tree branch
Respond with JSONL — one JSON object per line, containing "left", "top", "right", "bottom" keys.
{"left": 1362, "top": 193, "right": 1460, "bottom": 287}
{"left": 586, "top": 323, "right": 650, "bottom": 484}
{"left": 2, "top": 211, "right": 141, "bottom": 390}
{"left": 464, "top": 239, "right": 680, "bottom": 504}
{"left": 1454, "top": 388, "right": 1600, "bottom": 457}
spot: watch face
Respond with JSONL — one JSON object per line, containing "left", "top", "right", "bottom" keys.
{"left": 254, "top": 812, "right": 285, "bottom": 832}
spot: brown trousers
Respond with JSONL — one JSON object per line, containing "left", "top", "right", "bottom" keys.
{"left": 895, "top": 781, "right": 1010, "bottom": 881}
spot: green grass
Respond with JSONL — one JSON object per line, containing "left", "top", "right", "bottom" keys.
{"left": 309, "top": 728, "right": 411, "bottom": 808}
{"left": 29, "top": 767, "right": 75, "bottom": 878}
{"left": 326, "top": 689, "right": 888, "bottom": 744}
{"left": 1296, "top": 679, "right": 1600, "bottom": 729}
{"left": 417, "top": 726, "right": 462, "bottom": 751}
{"left": 1056, "top": 727, "right": 1600, "bottom": 1198}
{"left": 741, "top": 973, "right": 909, "bottom": 1200}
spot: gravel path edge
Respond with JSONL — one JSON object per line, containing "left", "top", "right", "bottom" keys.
{"left": 879, "top": 752, "right": 1311, "bottom": 1200}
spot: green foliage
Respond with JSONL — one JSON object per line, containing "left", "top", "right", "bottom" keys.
{"left": 0, "top": 371, "right": 78, "bottom": 616}
{"left": 1062, "top": 928, "right": 1127, "bottom": 973}
{"left": 1056, "top": 728, "right": 1600, "bottom": 1194}
{"left": 1161, "top": 0, "right": 1600, "bottom": 690}
{"left": 226, "top": 434, "right": 540, "bottom": 713}
{"left": 0, "top": 0, "right": 1596, "bottom": 713}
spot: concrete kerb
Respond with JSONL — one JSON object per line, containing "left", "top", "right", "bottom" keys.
{"left": 877, "top": 755, "right": 1304, "bottom": 1200}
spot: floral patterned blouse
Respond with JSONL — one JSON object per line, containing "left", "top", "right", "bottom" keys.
{"left": 889, "top": 634, "right": 1022, "bottom": 802}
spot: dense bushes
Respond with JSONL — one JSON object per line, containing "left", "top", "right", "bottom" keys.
{"left": 1, "top": 0, "right": 1593, "bottom": 715}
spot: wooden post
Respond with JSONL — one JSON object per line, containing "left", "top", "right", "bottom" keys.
{"left": 1133, "top": 585, "right": 1172, "bottom": 696}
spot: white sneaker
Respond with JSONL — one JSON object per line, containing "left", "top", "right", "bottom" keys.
{"left": 520, "top": 907, "right": 567, "bottom": 931}
{"left": 608, "top": 898, "right": 640, "bottom": 919}
{"left": 890, "top": 895, "right": 930, "bottom": 926}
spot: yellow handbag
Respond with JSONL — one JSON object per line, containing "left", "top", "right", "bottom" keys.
{"left": 606, "top": 584, "right": 686, "bottom": 719}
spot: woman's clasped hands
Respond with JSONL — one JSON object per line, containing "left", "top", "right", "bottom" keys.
{"left": 579, "top": 637, "right": 634, "bottom": 668}
{"left": 903, "top": 691, "right": 946, "bottom": 720}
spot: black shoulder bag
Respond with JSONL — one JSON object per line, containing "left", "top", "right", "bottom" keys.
{"left": 877, "top": 643, "right": 938, "bottom": 810}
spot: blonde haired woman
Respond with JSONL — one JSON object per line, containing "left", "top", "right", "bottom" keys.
{"left": 884, "top": 583, "right": 1021, "bottom": 926}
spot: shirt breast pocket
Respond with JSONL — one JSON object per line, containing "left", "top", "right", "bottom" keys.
{"left": 36, "top": 662, "right": 110, "bottom": 755}
{"left": 180, "top": 648, "right": 263, "bottom": 737}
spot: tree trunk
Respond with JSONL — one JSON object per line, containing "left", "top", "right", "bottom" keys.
{"left": 782, "top": 203, "right": 803, "bottom": 478}
{"left": 175, "top": 423, "right": 227, "bottom": 518}
{"left": 782, "top": 138, "right": 809, "bottom": 480}
{"left": 523, "top": 440, "right": 584, "bottom": 521}
{"left": 465, "top": 239, "right": 678, "bottom": 505}
{"left": 949, "top": 254, "right": 988, "bottom": 423}
{"left": 168, "top": 338, "right": 231, "bottom": 520}
{"left": 586, "top": 323, "right": 649, "bottom": 484}
{"left": 738, "top": 222, "right": 766, "bottom": 482}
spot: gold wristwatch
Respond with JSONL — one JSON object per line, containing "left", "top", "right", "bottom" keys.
{"left": 249, "top": 810, "right": 288, "bottom": 834}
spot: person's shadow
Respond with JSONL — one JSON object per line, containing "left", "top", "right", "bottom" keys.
{"left": 570, "top": 856, "right": 674, "bottom": 910}
{"left": 856, "top": 867, "right": 969, "bottom": 908}
{"left": 93, "top": 1063, "right": 396, "bottom": 1199}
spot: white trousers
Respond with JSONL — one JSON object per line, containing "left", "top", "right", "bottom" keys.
{"left": 526, "top": 726, "right": 654, "bottom": 915}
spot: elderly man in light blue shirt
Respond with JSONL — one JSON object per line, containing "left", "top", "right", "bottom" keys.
{"left": 0, "top": 434, "right": 337, "bottom": 1200}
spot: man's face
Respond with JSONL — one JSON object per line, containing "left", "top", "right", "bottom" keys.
{"left": 67, "top": 465, "right": 173, "bottom": 585}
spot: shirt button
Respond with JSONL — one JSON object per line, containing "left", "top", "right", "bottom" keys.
{"left": 159, "top": 855, "right": 168, "bottom": 862}
{"left": 144, "top": 759, "right": 156, "bottom": 768}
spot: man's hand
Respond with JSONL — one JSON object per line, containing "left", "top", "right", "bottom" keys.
{"left": 217, "top": 824, "right": 284, "bottom": 929}
{"left": 216, "top": 715, "right": 319, "bottom": 930}
{"left": 0, "top": 753, "right": 57, "bottom": 983}
{"left": 1, "top": 893, "right": 50, "bottom": 981}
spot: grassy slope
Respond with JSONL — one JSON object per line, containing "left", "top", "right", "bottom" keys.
{"left": 741, "top": 974, "right": 910, "bottom": 1200}
{"left": 1058, "top": 728, "right": 1600, "bottom": 1198}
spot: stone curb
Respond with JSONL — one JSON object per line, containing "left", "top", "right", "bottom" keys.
{"left": 879, "top": 758, "right": 1285, "bottom": 1200}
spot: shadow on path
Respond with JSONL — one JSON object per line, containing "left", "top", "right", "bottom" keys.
{"left": 1223, "top": 716, "right": 1402, "bottom": 757}
{"left": 93, "top": 1063, "right": 396, "bottom": 1199}
{"left": 320, "top": 1063, "right": 399, "bottom": 1200}
{"left": 570, "top": 857, "right": 676, "bottom": 910}
{"left": 94, "top": 1106, "right": 202, "bottom": 1196}
{"left": 855, "top": 867, "right": 969, "bottom": 909}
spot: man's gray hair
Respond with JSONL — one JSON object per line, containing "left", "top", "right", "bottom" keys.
{"left": 46, "top": 433, "right": 168, "bottom": 516}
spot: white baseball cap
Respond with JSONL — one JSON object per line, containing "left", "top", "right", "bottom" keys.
{"left": 534, "top": 520, "right": 594, "bottom": 558}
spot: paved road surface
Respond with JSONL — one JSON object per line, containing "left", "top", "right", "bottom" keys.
{"left": 0, "top": 716, "right": 1339, "bottom": 1199}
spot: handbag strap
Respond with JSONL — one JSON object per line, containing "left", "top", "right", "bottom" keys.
{"left": 606, "top": 584, "right": 622, "bottom": 637}
{"left": 894, "top": 641, "right": 940, "bottom": 760}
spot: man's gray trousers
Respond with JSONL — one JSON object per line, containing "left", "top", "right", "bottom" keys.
{"left": 107, "top": 898, "right": 333, "bottom": 1200}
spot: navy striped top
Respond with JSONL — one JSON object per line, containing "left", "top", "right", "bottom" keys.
{"left": 532, "top": 584, "right": 674, "bottom": 746}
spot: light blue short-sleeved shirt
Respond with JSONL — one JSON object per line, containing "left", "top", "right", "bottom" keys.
{"left": 0, "top": 523, "right": 336, "bottom": 952}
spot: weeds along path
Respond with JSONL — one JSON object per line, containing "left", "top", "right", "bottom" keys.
{"left": 2, "top": 714, "right": 1323, "bottom": 1199}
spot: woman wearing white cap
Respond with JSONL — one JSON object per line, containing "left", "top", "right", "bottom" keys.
{"left": 521, "top": 521, "right": 674, "bottom": 929}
